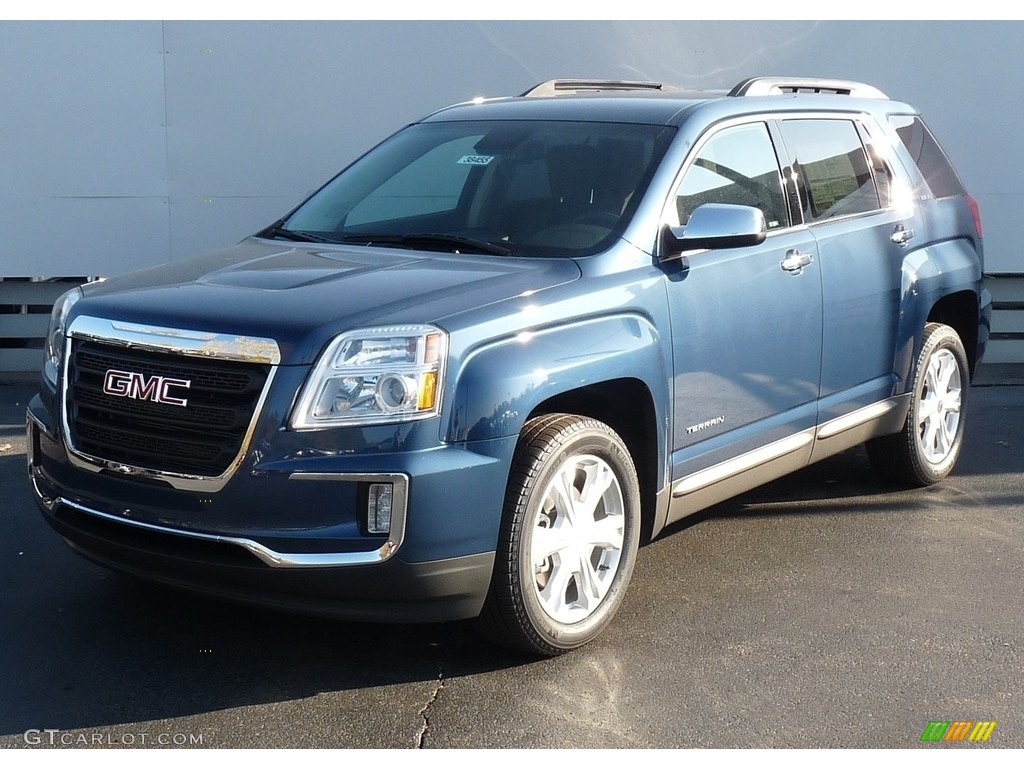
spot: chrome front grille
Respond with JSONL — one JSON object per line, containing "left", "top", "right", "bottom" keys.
{"left": 66, "top": 339, "right": 271, "bottom": 476}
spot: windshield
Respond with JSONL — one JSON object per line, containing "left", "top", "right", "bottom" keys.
{"left": 275, "top": 120, "right": 675, "bottom": 257}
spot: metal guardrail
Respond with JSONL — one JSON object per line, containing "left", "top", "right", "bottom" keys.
{"left": 0, "top": 278, "right": 89, "bottom": 375}
{"left": 986, "top": 274, "right": 1024, "bottom": 364}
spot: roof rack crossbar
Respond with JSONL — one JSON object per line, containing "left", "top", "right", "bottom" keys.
{"left": 729, "top": 77, "right": 888, "bottom": 100}
{"left": 521, "top": 79, "right": 679, "bottom": 97}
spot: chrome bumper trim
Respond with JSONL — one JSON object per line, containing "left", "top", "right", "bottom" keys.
{"left": 29, "top": 464, "right": 409, "bottom": 569}
{"left": 25, "top": 408, "right": 48, "bottom": 475}
{"left": 290, "top": 471, "right": 409, "bottom": 559}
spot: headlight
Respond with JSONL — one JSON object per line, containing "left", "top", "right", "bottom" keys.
{"left": 43, "top": 287, "right": 83, "bottom": 386}
{"left": 290, "top": 325, "right": 448, "bottom": 429}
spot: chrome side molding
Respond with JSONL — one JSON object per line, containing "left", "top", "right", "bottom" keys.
{"left": 673, "top": 430, "right": 814, "bottom": 497}
{"left": 666, "top": 396, "right": 908, "bottom": 525}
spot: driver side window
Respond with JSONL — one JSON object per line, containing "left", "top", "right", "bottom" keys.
{"left": 674, "top": 122, "right": 789, "bottom": 231}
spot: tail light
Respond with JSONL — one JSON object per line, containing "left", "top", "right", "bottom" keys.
{"left": 965, "top": 194, "right": 983, "bottom": 240}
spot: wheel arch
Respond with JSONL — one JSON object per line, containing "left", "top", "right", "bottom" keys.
{"left": 528, "top": 379, "right": 662, "bottom": 543}
{"left": 927, "top": 290, "right": 980, "bottom": 376}
{"left": 896, "top": 240, "right": 984, "bottom": 388}
{"left": 445, "top": 314, "right": 670, "bottom": 540}
{"left": 867, "top": 321, "right": 970, "bottom": 486}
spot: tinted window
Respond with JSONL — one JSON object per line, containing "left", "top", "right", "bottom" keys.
{"left": 674, "top": 122, "right": 788, "bottom": 230}
{"left": 283, "top": 120, "right": 675, "bottom": 257}
{"left": 346, "top": 136, "right": 478, "bottom": 226}
{"left": 889, "top": 115, "right": 965, "bottom": 199}
{"left": 780, "top": 119, "right": 879, "bottom": 222}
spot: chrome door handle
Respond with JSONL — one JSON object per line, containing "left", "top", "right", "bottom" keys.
{"left": 891, "top": 224, "right": 916, "bottom": 246}
{"left": 780, "top": 250, "right": 813, "bottom": 273}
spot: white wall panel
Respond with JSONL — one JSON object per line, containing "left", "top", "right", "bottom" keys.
{"left": 167, "top": 196, "right": 297, "bottom": 261}
{"left": 3, "top": 197, "right": 171, "bottom": 275}
{"left": 1, "top": 20, "right": 1021, "bottom": 278}
{"left": 0, "top": 21, "right": 168, "bottom": 276}
{"left": 0, "top": 21, "right": 167, "bottom": 198}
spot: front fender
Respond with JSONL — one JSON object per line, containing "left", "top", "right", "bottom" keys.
{"left": 445, "top": 313, "right": 669, "bottom": 446}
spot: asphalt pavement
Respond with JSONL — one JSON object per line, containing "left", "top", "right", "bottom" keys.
{"left": 0, "top": 370, "right": 1020, "bottom": 749}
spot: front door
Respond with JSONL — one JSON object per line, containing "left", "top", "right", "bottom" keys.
{"left": 663, "top": 120, "right": 823, "bottom": 518}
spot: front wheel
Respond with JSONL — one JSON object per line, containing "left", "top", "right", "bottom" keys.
{"left": 478, "top": 414, "right": 641, "bottom": 655}
{"left": 868, "top": 322, "right": 970, "bottom": 486}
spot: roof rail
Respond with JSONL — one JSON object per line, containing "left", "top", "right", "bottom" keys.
{"left": 521, "top": 79, "right": 680, "bottom": 97}
{"left": 729, "top": 77, "right": 888, "bottom": 100}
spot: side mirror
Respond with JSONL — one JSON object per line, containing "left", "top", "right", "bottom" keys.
{"left": 661, "top": 203, "right": 767, "bottom": 259}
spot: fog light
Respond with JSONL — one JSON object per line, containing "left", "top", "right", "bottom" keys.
{"left": 367, "top": 483, "right": 393, "bottom": 534}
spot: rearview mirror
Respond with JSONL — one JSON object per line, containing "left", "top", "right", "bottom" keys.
{"left": 661, "top": 203, "right": 767, "bottom": 259}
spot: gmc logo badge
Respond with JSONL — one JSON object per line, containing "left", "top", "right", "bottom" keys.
{"left": 102, "top": 369, "right": 191, "bottom": 407}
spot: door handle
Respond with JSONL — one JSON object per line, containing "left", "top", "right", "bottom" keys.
{"left": 780, "top": 250, "right": 813, "bottom": 273}
{"left": 891, "top": 224, "right": 916, "bottom": 246}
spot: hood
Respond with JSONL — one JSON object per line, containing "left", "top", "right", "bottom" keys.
{"left": 75, "top": 238, "right": 582, "bottom": 365}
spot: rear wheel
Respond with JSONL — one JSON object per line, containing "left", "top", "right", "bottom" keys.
{"left": 868, "top": 322, "right": 970, "bottom": 486}
{"left": 479, "top": 414, "right": 640, "bottom": 655}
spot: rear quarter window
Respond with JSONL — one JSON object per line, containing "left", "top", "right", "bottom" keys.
{"left": 889, "top": 115, "right": 966, "bottom": 199}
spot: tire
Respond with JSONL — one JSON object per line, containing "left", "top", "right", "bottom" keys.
{"left": 867, "top": 322, "right": 970, "bottom": 486}
{"left": 478, "top": 414, "right": 641, "bottom": 656}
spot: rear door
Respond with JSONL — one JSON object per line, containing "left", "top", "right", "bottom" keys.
{"left": 775, "top": 117, "right": 919, "bottom": 434}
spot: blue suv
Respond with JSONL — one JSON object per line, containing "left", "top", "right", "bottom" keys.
{"left": 27, "top": 77, "right": 991, "bottom": 655}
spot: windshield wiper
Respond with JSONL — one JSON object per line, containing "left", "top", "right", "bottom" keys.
{"left": 340, "top": 233, "right": 512, "bottom": 257}
{"left": 260, "top": 223, "right": 338, "bottom": 244}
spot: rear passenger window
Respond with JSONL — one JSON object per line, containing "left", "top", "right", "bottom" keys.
{"left": 674, "top": 122, "right": 789, "bottom": 230}
{"left": 779, "top": 119, "right": 880, "bottom": 222}
{"left": 889, "top": 115, "right": 966, "bottom": 199}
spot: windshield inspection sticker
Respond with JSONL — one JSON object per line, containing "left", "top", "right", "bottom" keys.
{"left": 458, "top": 154, "right": 494, "bottom": 166}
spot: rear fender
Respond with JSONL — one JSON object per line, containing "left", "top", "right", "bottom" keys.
{"left": 896, "top": 239, "right": 983, "bottom": 389}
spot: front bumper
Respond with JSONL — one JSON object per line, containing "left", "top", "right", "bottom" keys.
{"left": 27, "top": 396, "right": 513, "bottom": 623}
